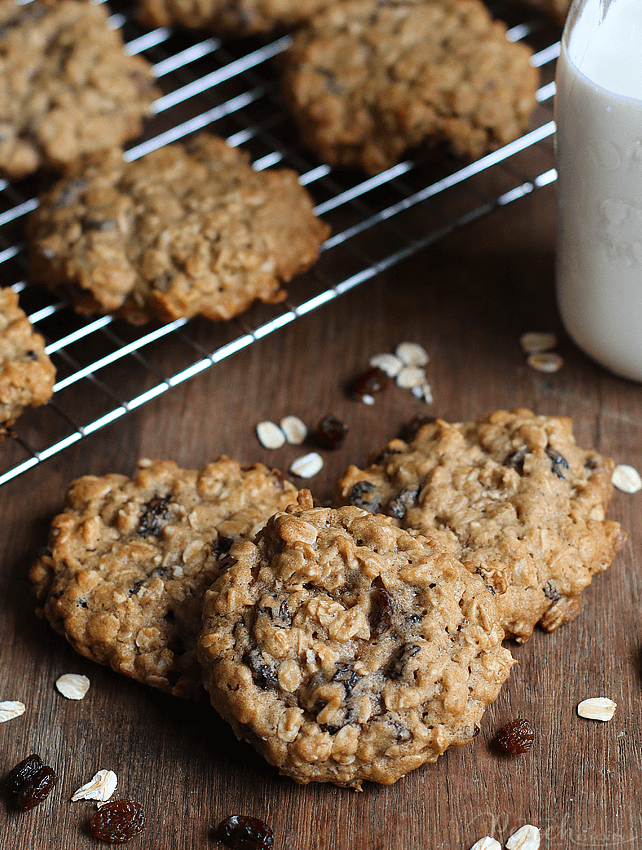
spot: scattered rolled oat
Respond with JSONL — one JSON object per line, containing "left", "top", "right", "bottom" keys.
{"left": 506, "top": 824, "right": 540, "bottom": 850}
{"left": 611, "top": 464, "right": 642, "bottom": 494}
{"left": 577, "top": 697, "right": 617, "bottom": 721}
{"left": 280, "top": 415, "right": 307, "bottom": 445}
{"left": 395, "top": 341, "right": 429, "bottom": 367}
{"left": 0, "top": 700, "right": 26, "bottom": 723}
{"left": 289, "top": 452, "right": 324, "bottom": 479}
{"left": 369, "top": 352, "right": 403, "bottom": 377}
{"left": 396, "top": 365, "right": 427, "bottom": 389}
{"left": 520, "top": 331, "right": 558, "bottom": 353}
{"left": 360, "top": 394, "right": 375, "bottom": 406}
{"left": 256, "top": 421, "right": 286, "bottom": 450}
{"left": 56, "top": 673, "right": 90, "bottom": 700}
{"left": 527, "top": 351, "right": 564, "bottom": 373}
{"left": 470, "top": 838, "right": 502, "bottom": 850}
{"left": 71, "top": 769, "right": 118, "bottom": 802}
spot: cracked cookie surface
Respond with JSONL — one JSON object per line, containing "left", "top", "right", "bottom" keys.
{"left": 30, "top": 458, "right": 298, "bottom": 699}
{"left": 0, "top": 0, "right": 156, "bottom": 180}
{"left": 199, "top": 495, "right": 514, "bottom": 788}
{"left": 137, "top": 0, "right": 335, "bottom": 37}
{"left": 0, "top": 287, "right": 55, "bottom": 432}
{"left": 27, "top": 134, "right": 329, "bottom": 324}
{"left": 335, "top": 409, "right": 626, "bottom": 642}
{"left": 279, "top": 0, "right": 539, "bottom": 175}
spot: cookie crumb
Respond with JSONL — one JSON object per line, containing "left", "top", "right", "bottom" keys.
{"left": 256, "top": 421, "right": 286, "bottom": 450}
{"left": 506, "top": 824, "right": 540, "bottom": 850}
{"left": 280, "top": 416, "right": 308, "bottom": 445}
{"left": 577, "top": 697, "right": 617, "bottom": 721}
{"left": 0, "top": 701, "right": 26, "bottom": 723}
{"left": 56, "top": 673, "right": 90, "bottom": 700}
{"left": 611, "top": 464, "right": 642, "bottom": 494}
{"left": 519, "top": 331, "right": 557, "bottom": 353}
{"left": 71, "top": 769, "right": 118, "bottom": 802}
{"left": 289, "top": 452, "right": 324, "bottom": 478}
{"left": 470, "top": 838, "right": 502, "bottom": 850}
{"left": 527, "top": 352, "right": 564, "bottom": 373}
{"left": 396, "top": 341, "right": 429, "bottom": 366}
{"left": 369, "top": 353, "right": 403, "bottom": 377}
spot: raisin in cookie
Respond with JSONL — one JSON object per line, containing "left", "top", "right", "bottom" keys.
{"left": 30, "top": 458, "right": 298, "bottom": 699}
{"left": 0, "top": 287, "right": 55, "bottom": 432}
{"left": 0, "top": 0, "right": 157, "bottom": 180}
{"left": 335, "top": 409, "right": 626, "bottom": 642}
{"left": 137, "top": 0, "right": 335, "bottom": 37}
{"left": 198, "top": 493, "right": 514, "bottom": 788}
{"left": 279, "top": 0, "right": 539, "bottom": 175}
{"left": 27, "top": 134, "right": 330, "bottom": 324}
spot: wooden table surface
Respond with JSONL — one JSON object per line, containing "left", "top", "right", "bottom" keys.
{"left": 1, "top": 181, "right": 641, "bottom": 850}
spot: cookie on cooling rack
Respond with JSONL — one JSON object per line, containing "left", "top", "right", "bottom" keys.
{"left": 137, "top": 0, "right": 335, "bottom": 37}
{"left": 0, "top": 0, "right": 157, "bottom": 180}
{"left": 0, "top": 287, "right": 55, "bottom": 433}
{"left": 26, "top": 133, "right": 330, "bottom": 324}
{"left": 335, "top": 409, "right": 626, "bottom": 643}
{"left": 30, "top": 458, "right": 298, "bottom": 699}
{"left": 279, "top": 0, "right": 540, "bottom": 175}
{"left": 198, "top": 493, "right": 514, "bottom": 789}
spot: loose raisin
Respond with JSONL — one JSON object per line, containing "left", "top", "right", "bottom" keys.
{"left": 89, "top": 799, "right": 146, "bottom": 844}
{"left": 352, "top": 367, "right": 389, "bottom": 399}
{"left": 15, "top": 766, "right": 58, "bottom": 811}
{"left": 3, "top": 754, "right": 43, "bottom": 795}
{"left": 316, "top": 414, "right": 349, "bottom": 450}
{"left": 493, "top": 718, "right": 535, "bottom": 754}
{"left": 214, "top": 815, "right": 274, "bottom": 850}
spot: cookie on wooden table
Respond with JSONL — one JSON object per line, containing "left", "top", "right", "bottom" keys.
{"left": 335, "top": 409, "right": 626, "bottom": 642}
{"left": 137, "top": 0, "right": 335, "bottom": 37}
{"left": 0, "top": 0, "right": 157, "bottom": 180}
{"left": 279, "top": 0, "right": 539, "bottom": 174}
{"left": 198, "top": 493, "right": 514, "bottom": 788}
{"left": 0, "top": 287, "right": 55, "bottom": 433}
{"left": 27, "top": 134, "right": 330, "bottom": 324}
{"left": 30, "top": 458, "right": 298, "bottom": 699}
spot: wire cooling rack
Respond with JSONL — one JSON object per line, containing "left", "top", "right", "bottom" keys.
{"left": 0, "top": 0, "right": 561, "bottom": 485}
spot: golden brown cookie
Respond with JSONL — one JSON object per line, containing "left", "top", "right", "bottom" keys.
{"left": 26, "top": 134, "right": 330, "bottom": 324}
{"left": 279, "top": 0, "right": 539, "bottom": 174}
{"left": 0, "top": 287, "right": 55, "bottom": 433}
{"left": 199, "top": 494, "right": 514, "bottom": 788}
{"left": 335, "top": 409, "right": 626, "bottom": 642}
{"left": 30, "top": 458, "right": 298, "bottom": 699}
{"left": 137, "top": 0, "right": 335, "bottom": 37}
{"left": 0, "top": 0, "right": 157, "bottom": 180}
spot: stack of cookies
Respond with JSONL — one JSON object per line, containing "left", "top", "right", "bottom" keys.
{"left": 30, "top": 410, "right": 625, "bottom": 789}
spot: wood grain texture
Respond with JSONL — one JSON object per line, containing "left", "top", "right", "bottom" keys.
{"left": 1, "top": 185, "right": 641, "bottom": 850}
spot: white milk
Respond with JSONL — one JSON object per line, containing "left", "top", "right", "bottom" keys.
{"left": 555, "top": 0, "right": 642, "bottom": 380}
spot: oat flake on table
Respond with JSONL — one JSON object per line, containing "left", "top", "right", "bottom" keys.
{"left": 280, "top": 415, "right": 307, "bottom": 445}
{"left": 506, "top": 824, "right": 540, "bottom": 850}
{"left": 520, "top": 331, "right": 558, "bottom": 353}
{"left": 369, "top": 352, "right": 403, "bottom": 377}
{"left": 611, "top": 464, "right": 642, "bottom": 494}
{"left": 527, "top": 351, "right": 564, "bottom": 373}
{"left": 56, "top": 673, "right": 91, "bottom": 700}
{"left": 0, "top": 700, "right": 26, "bottom": 723}
{"left": 290, "top": 452, "right": 324, "bottom": 478}
{"left": 71, "top": 769, "right": 118, "bottom": 802}
{"left": 256, "top": 420, "right": 286, "bottom": 450}
{"left": 577, "top": 697, "right": 617, "bottom": 721}
{"left": 470, "top": 837, "right": 501, "bottom": 850}
{"left": 395, "top": 341, "right": 429, "bottom": 366}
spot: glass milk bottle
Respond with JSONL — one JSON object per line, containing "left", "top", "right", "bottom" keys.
{"left": 555, "top": 0, "right": 642, "bottom": 381}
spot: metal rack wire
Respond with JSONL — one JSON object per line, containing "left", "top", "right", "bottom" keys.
{"left": 0, "top": 0, "right": 561, "bottom": 485}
